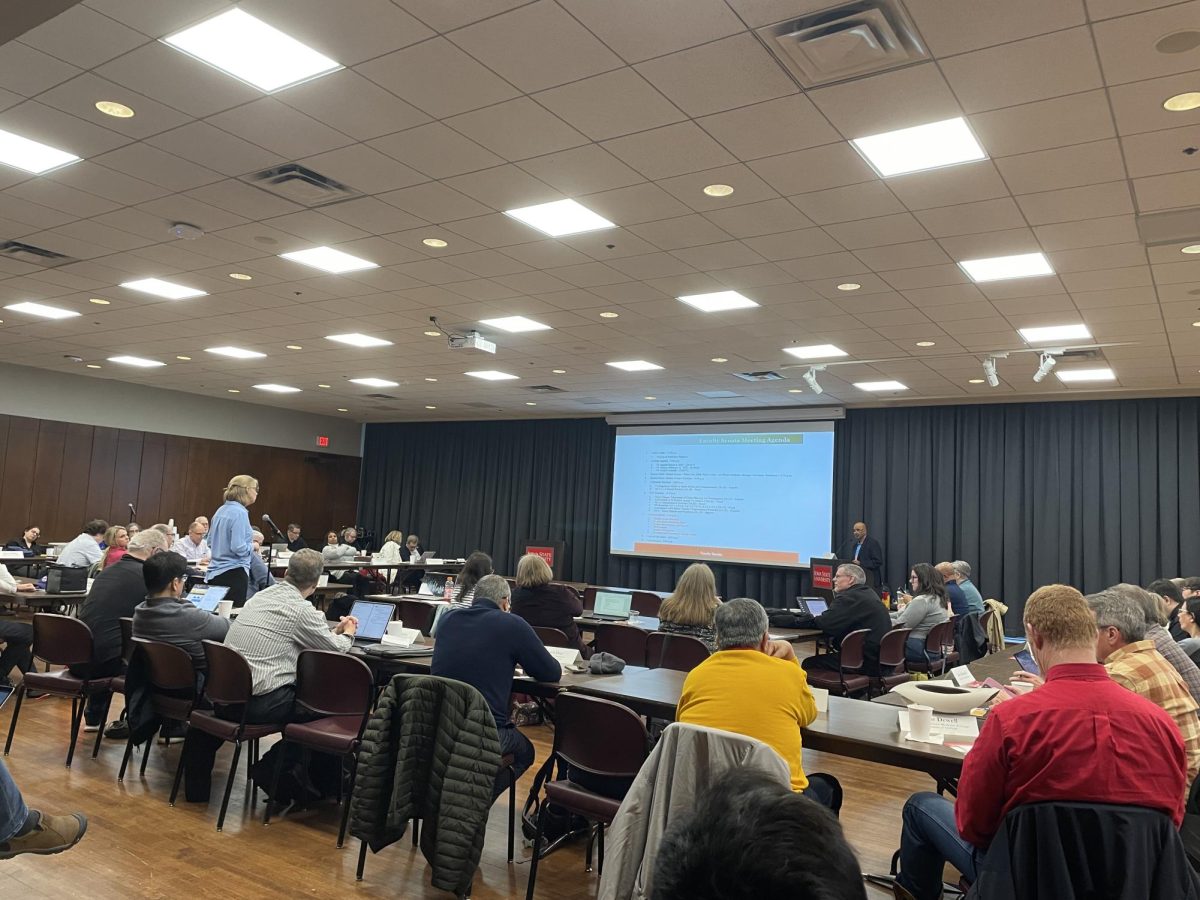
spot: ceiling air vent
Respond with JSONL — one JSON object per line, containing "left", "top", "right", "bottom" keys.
{"left": 733, "top": 371, "right": 786, "bottom": 382}
{"left": 1059, "top": 348, "right": 1104, "bottom": 362}
{"left": 364, "top": 393, "right": 398, "bottom": 401}
{"left": 527, "top": 384, "right": 566, "bottom": 394}
{"left": 0, "top": 240, "right": 76, "bottom": 268}
{"left": 241, "top": 163, "right": 361, "bottom": 209}
{"left": 757, "top": 0, "right": 929, "bottom": 89}
{"left": 696, "top": 390, "right": 743, "bottom": 399}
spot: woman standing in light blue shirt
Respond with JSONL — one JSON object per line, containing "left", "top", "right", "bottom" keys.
{"left": 206, "top": 474, "right": 258, "bottom": 608}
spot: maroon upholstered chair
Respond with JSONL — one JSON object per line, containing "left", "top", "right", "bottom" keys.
{"left": 907, "top": 620, "right": 957, "bottom": 677}
{"left": 395, "top": 599, "right": 437, "bottom": 636}
{"left": 581, "top": 587, "right": 598, "bottom": 611}
{"left": 871, "top": 627, "right": 913, "bottom": 696}
{"left": 118, "top": 638, "right": 197, "bottom": 782}
{"left": 630, "top": 591, "right": 662, "bottom": 618}
{"left": 593, "top": 624, "right": 647, "bottom": 667}
{"left": 108, "top": 616, "right": 135, "bottom": 700}
{"left": 804, "top": 628, "right": 872, "bottom": 698}
{"left": 4, "top": 613, "right": 116, "bottom": 767}
{"left": 532, "top": 626, "right": 572, "bottom": 648}
{"left": 645, "top": 632, "right": 710, "bottom": 672}
{"left": 525, "top": 693, "right": 649, "bottom": 899}
{"left": 171, "top": 640, "right": 282, "bottom": 831}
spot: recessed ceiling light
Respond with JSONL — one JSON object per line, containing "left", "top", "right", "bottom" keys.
{"left": 1018, "top": 323, "right": 1091, "bottom": 343}
{"left": 1165, "top": 92, "right": 1200, "bottom": 112}
{"left": 479, "top": 315, "right": 551, "bottom": 333}
{"left": 1157, "top": 31, "right": 1200, "bottom": 54}
{"left": 607, "top": 360, "right": 663, "bottom": 372}
{"left": 337, "top": 407, "right": 349, "bottom": 412}
{"left": 424, "top": 377, "right": 438, "bottom": 382}
{"left": 108, "top": 355, "right": 165, "bottom": 368}
{"left": 422, "top": 238, "right": 448, "bottom": 248}
{"left": 176, "top": 355, "right": 191, "bottom": 361}
{"left": 465, "top": 370, "right": 519, "bottom": 381}
{"left": 959, "top": 252, "right": 1054, "bottom": 283}
{"left": 325, "top": 333, "right": 393, "bottom": 348}
{"left": 503, "top": 199, "right": 615, "bottom": 237}
{"left": 968, "top": 378, "right": 985, "bottom": 384}
{"left": 163, "top": 8, "right": 341, "bottom": 93}
{"left": 677, "top": 290, "right": 759, "bottom": 312}
{"left": 317, "top": 384, "right": 331, "bottom": 388}
{"left": 711, "top": 357, "right": 728, "bottom": 363}
{"left": 855, "top": 380, "right": 908, "bottom": 391}
{"left": 787, "top": 388, "right": 804, "bottom": 393}
{"left": 599, "top": 311, "right": 620, "bottom": 319}
{"left": 0, "top": 127, "right": 80, "bottom": 174}
{"left": 643, "top": 396, "right": 656, "bottom": 400}
{"left": 552, "top": 368, "right": 566, "bottom": 374}
{"left": 285, "top": 344, "right": 303, "bottom": 350}
{"left": 350, "top": 377, "right": 399, "bottom": 388}
{"left": 1192, "top": 321, "right": 1200, "bottom": 327}
{"left": 425, "top": 405, "right": 437, "bottom": 410}
{"left": 205, "top": 346, "right": 267, "bottom": 359}
{"left": 837, "top": 283, "right": 861, "bottom": 292}
{"left": 89, "top": 297, "right": 110, "bottom": 305}
{"left": 229, "top": 272, "right": 253, "bottom": 280}
{"left": 95, "top": 100, "right": 134, "bottom": 118}
{"left": 851, "top": 117, "right": 986, "bottom": 177}
{"left": 4, "top": 301, "right": 80, "bottom": 320}
{"left": 703, "top": 184, "right": 734, "bottom": 197}
{"left": 120, "top": 278, "right": 207, "bottom": 300}
{"left": 1183, "top": 245, "right": 1200, "bottom": 254}
{"left": 783, "top": 344, "right": 848, "bottom": 360}
{"left": 916, "top": 341, "right": 936, "bottom": 347}
{"left": 280, "top": 246, "right": 377, "bottom": 273}
{"left": 253, "top": 383, "right": 302, "bottom": 393}
{"left": 227, "top": 389, "right": 240, "bottom": 394}
{"left": 1056, "top": 367, "right": 1116, "bottom": 383}
{"left": 86, "top": 364, "right": 101, "bottom": 369}
{"left": 525, "top": 401, "right": 537, "bottom": 406}
{"left": 423, "top": 330, "right": 441, "bottom": 337}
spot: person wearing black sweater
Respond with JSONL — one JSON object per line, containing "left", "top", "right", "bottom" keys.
{"left": 796, "top": 563, "right": 893, "bottom": 676}
{"left": 432, "top": 574, "right": 561, "bottom": 798}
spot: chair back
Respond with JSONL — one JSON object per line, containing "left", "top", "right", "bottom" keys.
{"left": 533, "top": 626, "right": 571, "bottom": 648}
{"left": 594, "top": 623, "right": 648, "bottom": 667}
{"left": 630, "top": 590, "right": 662, "bottom": 618}
{"left": 645, "top": 632, "right": 709, "bottom": 671}
{"left": 118, "top": 616, "right": 135, "bottom": 665}
{"left": 553, "top": 693, "right": 648, "bottom": 779}
{"left": 396, "top": 600, "right": 437, "bottom": 636}
{"left": 925, "top": 619, "right": 955, "bottom": 652}
{"left": 201, "top": 640, "right": 254, "bottom": 707}
{"left": 980, "top": 608, "right": 995, "bottom": 650}
{"left": 836, "top": 628, "right": 869, "bottom": 671}
{"left": 32, "top": 613, "right": 94, "bottom": 668}
{"left": 294, "top": 649, "right": 374, "bottom": 718}
{"left": 134, "top": 638, "right": 196, "bottom": 693}
{"left": 878, "top": 627, "right": 912, "bottom": 670}
{"left": 581, "top": 587, "right": 597, "bottom": 611}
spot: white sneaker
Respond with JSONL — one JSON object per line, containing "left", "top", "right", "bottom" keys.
{"left": 82, "top": 723, "right": 100, "bottom": 733}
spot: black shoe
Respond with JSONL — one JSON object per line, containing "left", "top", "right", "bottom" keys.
{"left": 104, "top": 720, "right": 130, "bottom": 740}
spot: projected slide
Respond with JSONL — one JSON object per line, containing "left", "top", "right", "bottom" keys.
{"left": 610, "top": 423, "right": 835, "bottom": 568}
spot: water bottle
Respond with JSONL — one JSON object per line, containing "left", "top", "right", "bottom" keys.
{"left": 881, "top": 586, "right": 891, "bottom": 609}
{"left": 443, "top": 576, "right": 454, "bottom": 602}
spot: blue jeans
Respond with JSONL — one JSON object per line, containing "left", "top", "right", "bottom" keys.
{"left": 897, "top": 792, "right": 981, "bottom": 899}
{"left": 496, "top": 724, "right": 534, "bottom": 801}
{"left": 906, "top": 636, "right": 941, "bottom": 665}
{"left": 0, "top": 759, "right": 30, "bottom": 843}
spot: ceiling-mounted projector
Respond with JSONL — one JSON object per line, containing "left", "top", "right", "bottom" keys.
{"left": 448, "top": 331, "right": 496, "bottom": 353}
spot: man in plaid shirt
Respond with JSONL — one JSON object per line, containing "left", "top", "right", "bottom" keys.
{"left": 1089, "top": 590, "right": 1200, "bottom": 783}
{"left": 1109, "top": 582, "right": 1200, "bottom": 708}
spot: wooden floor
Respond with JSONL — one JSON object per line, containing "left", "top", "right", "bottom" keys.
{"left": 0, "top": 654, "right": 935, "bottom": 898}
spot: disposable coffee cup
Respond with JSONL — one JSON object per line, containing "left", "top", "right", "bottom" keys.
{"left": 909, "top": 704, "right": 933, "bottom": 740}
{"left": 1007, "top": 681, "right": 1034, "bottom": 695}
{"left": 386, "top": 620, "right": 404, "bottom": 636}
{"left": 217, "top": 599, "right": 234, "bottom": 619}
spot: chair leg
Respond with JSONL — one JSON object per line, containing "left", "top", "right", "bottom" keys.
{"left": 118, "top": 731, "right": 136, "bottom": 782}
{"left": 4, "top": 684, "right": 27, "bottom": 756}
{"left": 597, "top": 822, "right": 605, "bottom": 878}
{"left": 356, "top": 840, "right": 368, "bottom": 881}
{"left": 412, "top": 817, "right": 419, "bottom": 846}
{"left": 65, "top": 693, "right": 87, "bottom": 769}
{"left": 585, "top": 824, "right": 595, "bottom": 872}
{"left": 525, "top": 803, "right": 548, "bottom": 900}
{"left": 250, "top": 739, "right": 260, "bottom": 809}
{"left": 264, "top": 739, "right": 287, "bottom": 825}
{"left": 507, "top": 765, "right": 516, "bottom": 863}
{"left": 139, "top": 734, "right": 153, "bottom": 776}
{"left": 216, "top": 740, "right": 242, "bottom": 832}
{"left": 91, "top": 691, "right": 113, "bottom": 759}
{"left": 337, "top": 754, "right": 357, "bottom": 849}
{"left": 169, "top": 738, "right": 186, "bottom": 806}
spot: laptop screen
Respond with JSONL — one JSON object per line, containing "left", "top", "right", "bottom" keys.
{"left": 805, "top": 598, "right": 828, "bottom": 616}
{"left": 593, "top": 590, "right": 633, "bottom": 618}
{"left": 187, "top": 584, "right": 229, "bottom": 613}
{"left": 350, "top": 600, "right": 393, "bottom": 641}
{"left": 419, "top": 574, "right": 447, "bottom": 596}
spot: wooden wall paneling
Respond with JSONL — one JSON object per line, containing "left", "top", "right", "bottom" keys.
{"left": 83, "top": 426, "right": 119, "bottom": 524}
{"left": 157, "top": 435, "right": 191, "bottom": 528}
{"left": 28, "top": 420, "right": 66, "bottom": 538}
{"left": 54, "top": 423, "right": 94, "bottom": 539}
{"left": 135, "top": 433, "right": 167, "bottom": 527}
{"left": 0, "top": 417, "right": 39, "bottom": 540}
{"left": 108, "top": 429, "right": 145, "bottom": 527}
{"left": 184, "top": 440, "right": 224, "bottom": 524}
{"left": 0, "top": 417, "right": 10, "bottom": 529}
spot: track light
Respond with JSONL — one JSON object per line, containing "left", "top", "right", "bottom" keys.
{"left": 802, "top": 366, "right": 825, "bottom": 395}
{"left": 1033, "top": 352, "right": 1058, "bottom": 383}
{"left": 983, "top": 357, "right": 999, "bottom": 388}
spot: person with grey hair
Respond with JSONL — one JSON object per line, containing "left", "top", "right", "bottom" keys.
{"left": 1109, "top": 582, "right": 1200, "bottom": 708}
{"left": 678, "top": 598, "right": 839, "bottom": 810}
{"left": 432, "top": 573, "right": 561, "bottom": 798}
{"left": 245, "top": 528, "right": 274, "bottom": 602}
{"left": 952, "top": 560, "right": 985, "bottom": 615}
{"left": 795, "top": 563, "right": 892, "bottom": 678}
{"left": 1088, "top": 590, "right": 1200, "bottom": 783}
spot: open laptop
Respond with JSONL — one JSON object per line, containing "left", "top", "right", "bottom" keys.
{"left": 415, "top": 550, "right": 436, "bottom": 563}
{"left": 186, "top": 583, "right": 229, "bottom": 613}
{"left": 349, "top": 599, "right": 394, "bottom": 645}
{"left": 587, "top": 589, "right": 634, "bottom": 621}
{"left": 418, "top": 573, "right": 448, "bottom": 596}
{"left": 790, "top": 597, "right": 829, "bottom": 618}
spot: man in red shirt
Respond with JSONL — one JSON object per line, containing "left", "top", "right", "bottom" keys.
{"left": 893, "top": 584, "right": 1187, "bottom": 900}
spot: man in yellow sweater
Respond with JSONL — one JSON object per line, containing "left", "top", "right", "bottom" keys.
{"left": 677, "top": 597, "right": 839, "bottom": 810}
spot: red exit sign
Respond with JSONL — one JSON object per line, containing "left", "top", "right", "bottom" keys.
{"left": 316, "top": 435, "right": 330, "bottom": 448}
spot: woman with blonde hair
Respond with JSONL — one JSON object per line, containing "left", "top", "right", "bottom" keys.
{"left": 659, "top": 562, "right": 720, "bottom": 650}
{"left": 98, "top": 525, "right": 129, "bottom": 570}
{"left": 376, "top": 530, "right": 405, "bottom": 564}
{"left": 511, "top": 553, "right": 586, "bottom": 655}
{"left": 205, "top": 474, "right": 258, "bottom": 607}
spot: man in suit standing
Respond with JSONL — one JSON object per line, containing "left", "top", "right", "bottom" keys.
{"left": 840, "top": 521, "right": 883, "bottom": 589}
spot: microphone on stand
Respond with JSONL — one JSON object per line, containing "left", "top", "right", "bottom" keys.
{"left": 262, "top": 514, "right": 287, "bottom": 541}
{"left": 128, "top": 502, "right": 137, "bottom": 520}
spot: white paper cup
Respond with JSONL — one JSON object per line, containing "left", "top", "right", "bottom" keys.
{"left": 909, "top": 704, "right": 933, "bottom": 740}
{"left": 217, "top": 599, "right": 234, "bottom": 619}
{"left": 810, "top": 686, "right": 830, "bottom": 713}
{"left": 386, "top": 620, "right": 404, "bottom": 636}
{"left": 1007, "top": 681, "right": 1034, "bottom": 695}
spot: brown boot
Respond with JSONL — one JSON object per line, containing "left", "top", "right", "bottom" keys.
{"left": 0, "top": 811, "right": 88, "bottom": 859}
{"left": 892, "top": 882, "right": 922, "bottom": 900}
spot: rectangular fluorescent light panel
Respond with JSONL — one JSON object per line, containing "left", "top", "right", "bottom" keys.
{"left": 465, "top": 370, "right": 519, "bottom": 381}
{"left": 677, "top": 291, "right": 759, "bottom": 312}
{"left": 504, "top": 199, "right": 615, "bottom": 237}
{"left": 349, "top": 377, "right": 399, "bottom": 388}
{"left": 851, "top": 117, "right": 986, "bottom": 177}
{"left": 783, "top": 344, "right": 848, "bottom": 360}
{"left": 206, "top": 346, "right": 266, "bottom": 359}
{"left": 108, "top": 355, "right": 165, "bottom": 368}
{"left": 1018, "top": 324, "right": 1091, "bottom": 343}
{"left": 607, "top": 360, "right": 663, "bottom": 372}
{"left": 959, "top": 252, "right": 1054, "bottom": 283}
{"left": 1056, "top": 367, "right": 1116, "bottom": 383}
{"left": 0, "top": 128, "right": 80, "bottom": 174}
{"left": 325, "top": 333, "right": 393, "bottom": 348}
{"left": 163, "top": 9, "right": 341, "bottom": 93}
{"left": 253, "top": 383, "right": 302, "bottom": 393}
{"left": 120, "top": 278, "right": 207, "bottom": 300}
{"left": 280, "top": 246, "right": 377, "bottom": 273}
{"left": 854, "top": 380, "right": 908, "bottom": 391}
{"left": 479, "top": 316, "right": 552, "bottom": 333}
{"left": 4, "top": 301, "right": 80, "bottom": 320}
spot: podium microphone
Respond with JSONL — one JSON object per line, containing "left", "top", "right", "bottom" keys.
{"left": 128, "top": 502, "right": 137, "bottom": 519}
{"left": 262, "top": 514, "right": 286, "bottom": 541}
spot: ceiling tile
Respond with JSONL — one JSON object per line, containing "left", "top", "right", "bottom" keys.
{"left": 297, "top": 144, "right": 427, "bottom": 195}
{"left": 92, "top": 143, "right": 223, "bottom": 192}
{"left": 970, "top": 91, "right": 1116, "bottom": 158}
{"left": 1033, "top": 215, "right": 1139, "bottom": 251}
{"left": 533, "top": 68, "right": 686, "bottom": 142}
{"left": 914, "top": 198, "right": 1027, "bottom": 238}
{"left": 743, "top": 228, "right": 845, "bottom": 261}
{"left": 186, "top": 179, "right": 301, "bottom": 221}
{"left": 995, "top": 139, "right": 1127, "bottom": 194}
{"left": 1092, "top": 1, "right": 1200, "bottom": 85}
{"left": 390, "top": 0, "right": 531, "bottom": 31}
{"left": 81, "top": 0, "right": 230, "bottom": 38}
{"left": 444, "top": 165, "right": 561, "bottom": 212}
{"left": 369, "top": 122, "right": 504, "bottom": 180}
{"left": 808, "top": 63, "right": 962, "bottom": 137}
{"left": 1121, "top": 126, "right": 1200, "bottom": 179}
{"left": 854, "top": 240, "right": 952, "bottom": 271}
{"left": 824, "top": 213, "right": 930, "bottom": 250}
{"left": 0, "top": 100, "right": 130, "bottom": 159}
{"left": 36, "top": 72, "right": 194, "bottom": 141}
{"left": 357, "top": 38, "right": 520, "bottom": 119}
{"left": 44, "top": 161, "right": 168, "bottom": 207}
{"left": 242, "top": 0, "right": 434, "bottom": 65}
{"left": 627, "top": 215, "right": 732, "bottom": 251}
{"left": 517, "top": 144, "right": 644, "bottom": 196}
{"left": 1133, "top": 170, "right": 1200, "bottom": 212}
{"left": 443, "top": 211, "right": 550, "bottom": 248}
{"left": 888, "top": 161, "right": 1010, "bottom": 210}
{"left": 702, "top": 198, "right": 815, "bottom": 238}
{"left": 578, "top": 183, "right": 695, "bottom": 226}
{"left": 207, "top": 98, "right": 355, "bottom": 160}
{"left": 790, "top": 181, "right": 906, "bottom": 226}
{"left": 560, "top": 0, "right": 744, "bottom": 63}
{"left": 279, "top": 70, "right": 431, "bottom": 142}
{"left": 939, "top": 227, "right": 1041, "bottom": 261}
{"left": 445, "top": 97, "right": 588, "bottom": 162}
{"left": 749, "top": 143, "right": 876, "bottom": 196}
{"left": 378, "top": 182, "right": 491, "bottom": 223}
{"left": 654, "top": 164, "right": 780, "bottom": 213}
{"left": 146, "top": 121, "right": 278, "bottom": 177}
{"left": 904, "top": 0, "right": 1086, "bottom": 56}
{"left": 0, "top": 40, "right": 81, "bottom": 98}
{"left": 319, "top": 197, "right": 426, "bottom": 235}
{"left": 1049, "top": 242, "right": 1148, "bottom": 273}
{"left": 1017, "top": 181, "right": 1135, "bottom": 226}
{"left": 602, "top": 122, "right": 737, "bottom": 180}
{"left": 696, "top": 95, "right": 841, "bottom": 162}
{"left": 96, "top": 42, "right": 260, "bottom": 118}
{"left": 20, "top": 5, "right": 147, "bottom": 69}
